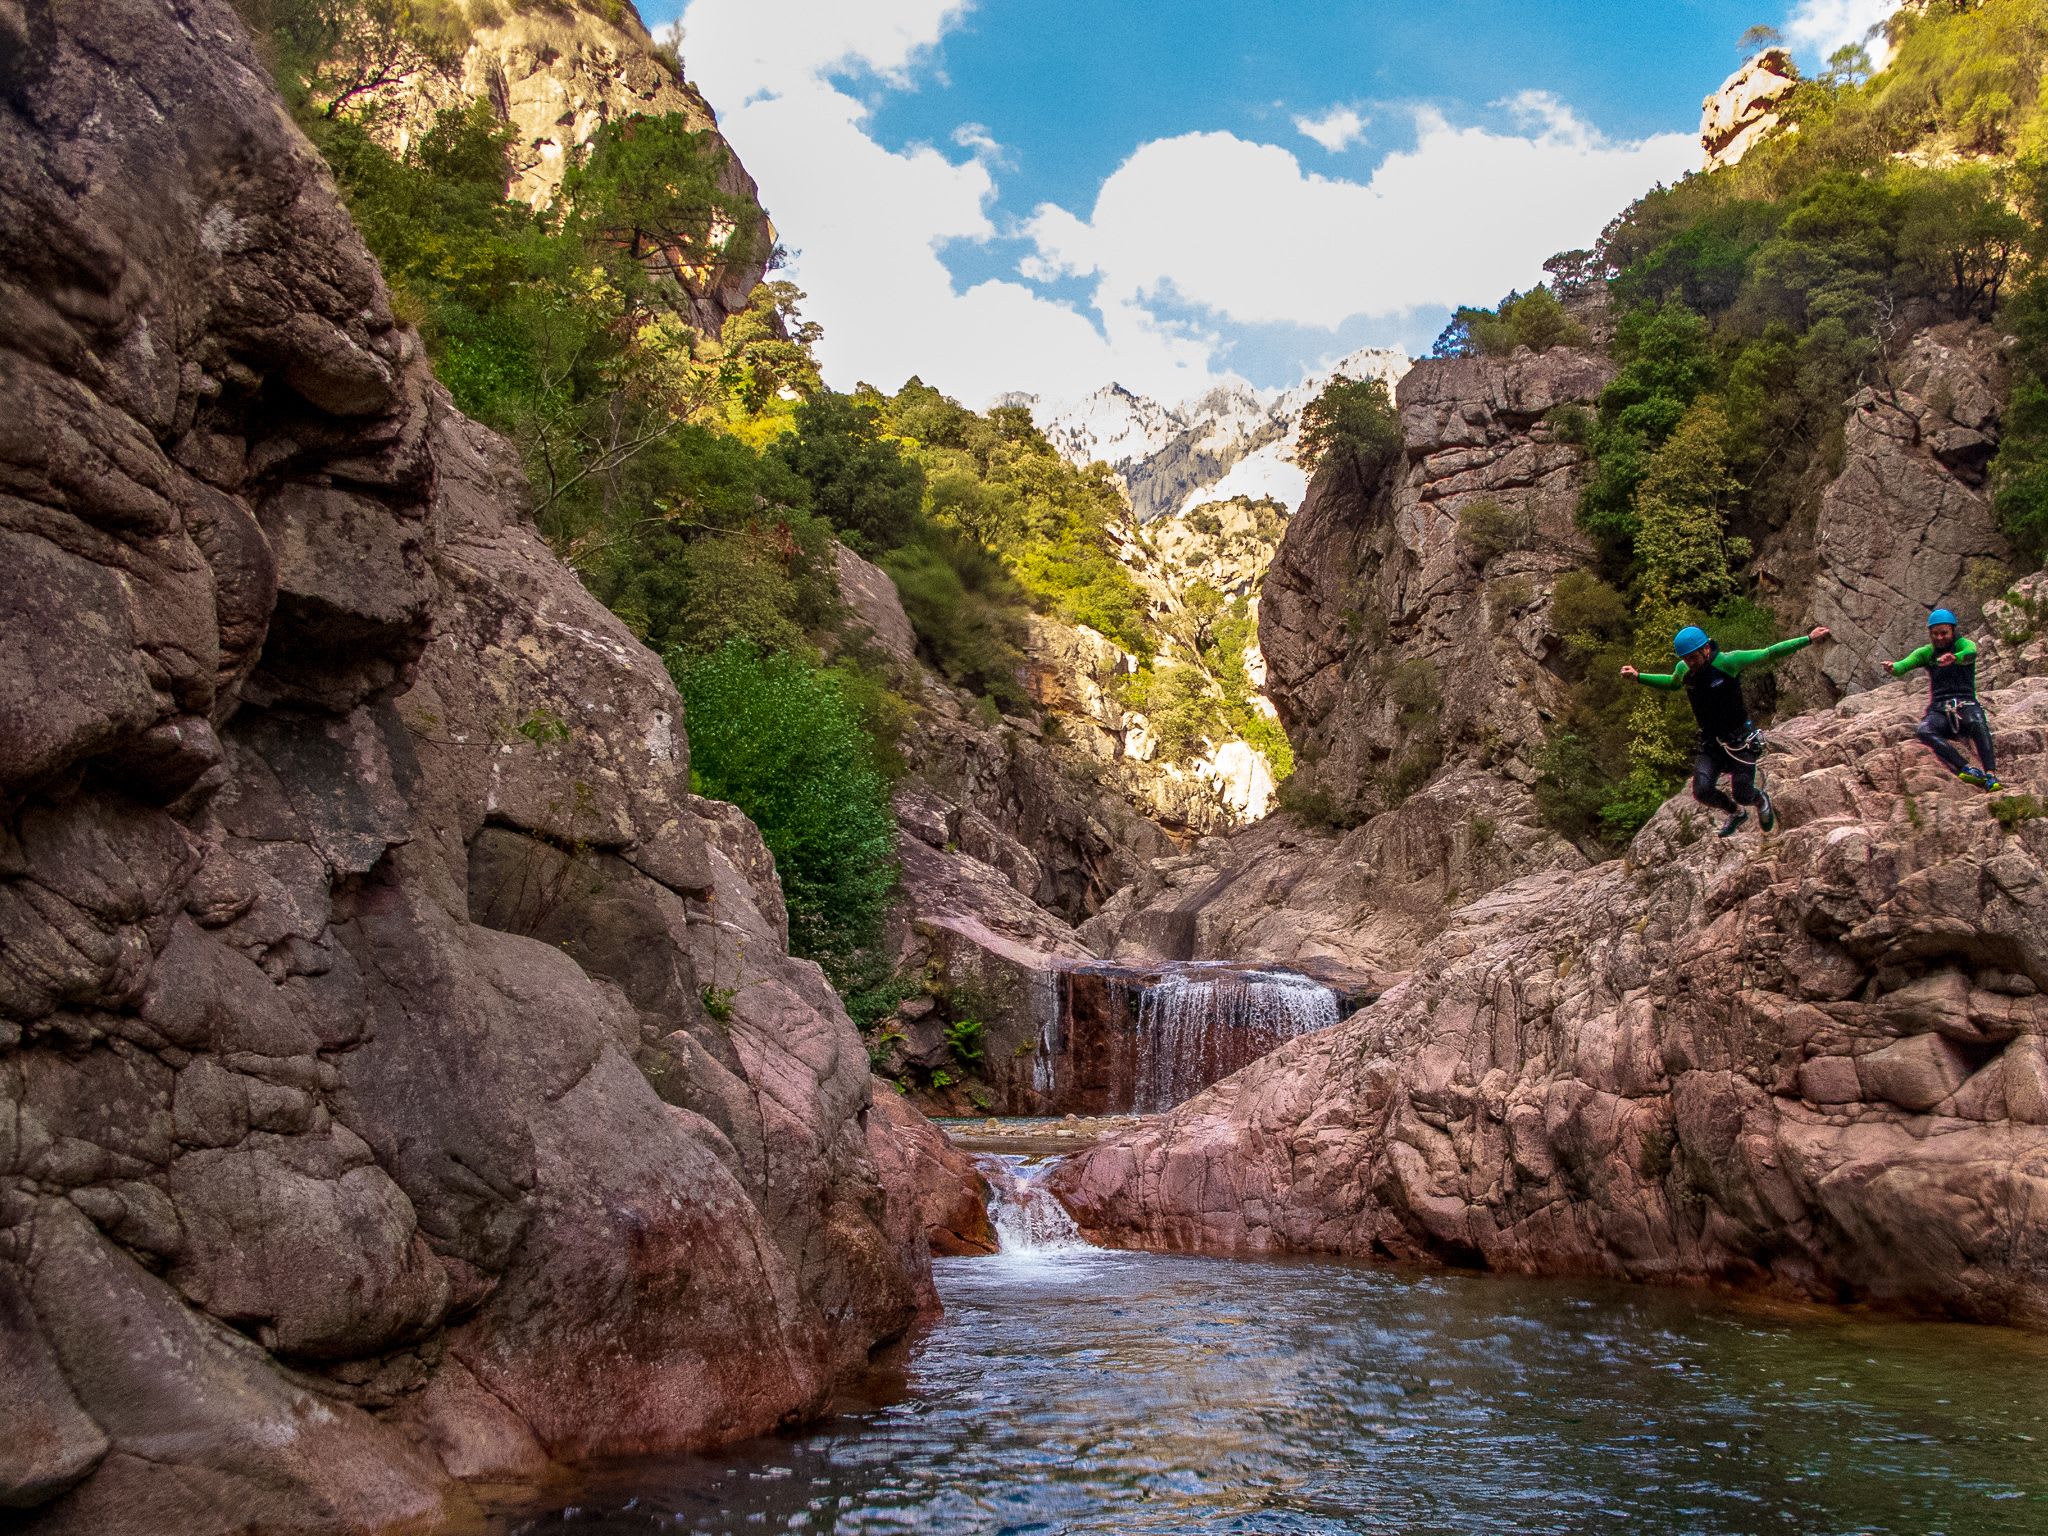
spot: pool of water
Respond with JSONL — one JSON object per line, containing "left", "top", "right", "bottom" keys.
{"left": 489, "top": 1248, "right": 2048, "bottom": 1535}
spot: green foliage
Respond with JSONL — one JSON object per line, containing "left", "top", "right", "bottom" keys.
{"left": 1456, "top": 497, "right": 1535, "bottom": 566}
{"left": 561, "top": 113, "right": 768, "bottom": 301}
{"left": 773, "top": 394, "right": 926, "bottom": 554}
{"left": 1433, "top": 284, "right": 1591, "bottom": 358}
{"left": 1992, "top": 793, "right": 2046, "bottom": 827}
{"left": 1994, "top": 275, "right": 2048, "bottom": 559}
{"left": 232, "top": 0, "right": 468, "bottom": 118}
{"left": 671, "top": 644, "right": 899, "bottom": 984}
{"left": 943, "top": 1017, "right": 988, "bottom": 1067}
{"left": 515, "top": 710, "right": 572, "bottom": 747}
{"left": 881, "top": 531, "right": 1031, "bottom": 710}
{"left": 1298, "top": 376, "right": 1403, "bottom": 480}
{"left": 700, "top": 985, "right": 737, "bottom": 1022}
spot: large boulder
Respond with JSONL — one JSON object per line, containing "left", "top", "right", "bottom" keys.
{"left": 1052, "top": 676, "right": 2048, "bottom": 1325}
{"left": 0, "top": 1, "right": 930, "bottom": 1527}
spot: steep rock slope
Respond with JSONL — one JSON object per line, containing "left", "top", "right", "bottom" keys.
{"left": 1082, "top": 346, "right": 1603, "bottom": 971}
{"left": 1264, "top": 345, "right": 1615, "bottom": 821}
{"left": 0, "top": 2, "right": 926, "bottom": 1528}
{"left": 1052, "top": 677, "right": 2048, "bottom": 1324}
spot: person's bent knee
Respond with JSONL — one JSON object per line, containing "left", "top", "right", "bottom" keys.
{"left": 1916, "top": 721, "right": 1943, "bottom": 746}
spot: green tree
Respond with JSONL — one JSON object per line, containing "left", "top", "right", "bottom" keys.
{"left": 562, "top": 113, "right": 768, "bottom": 304}
{"left": 773, "top": 393, "right": 926, "bottom": 553}
{"left": 671, "top": 644, "right": 899, "bottom": 982}
{"left": 1297, "top": 375, "right": 1403, "bottom": 482}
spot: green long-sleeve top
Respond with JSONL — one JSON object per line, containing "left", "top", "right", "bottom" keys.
{"left": 1633, "top": 634, "right": 1813, "bottom": 690}
{"left": 1892, "top": 635, "right": 1979, "bottom": 703}
{"left": 1890, "top": 635, "right": 1978, "bottom": 674}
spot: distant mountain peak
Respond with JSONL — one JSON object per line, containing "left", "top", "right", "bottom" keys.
{"left": 1016, "top": 349, "right": 1412, "bottom": 522}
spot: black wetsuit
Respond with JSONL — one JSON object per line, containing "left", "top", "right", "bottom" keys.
{"left": 1893, "top": 637, "right": 1995, "bottom": 774}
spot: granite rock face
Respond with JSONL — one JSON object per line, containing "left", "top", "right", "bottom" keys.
{"left": 0, "top": 2, "right": 927, "bottom": 1527}
{"left": 1260, "top": 346, "right": 1612, "bottom": 826}
{"left": 1800, "top": 321, "right": 2013, "bottom": 701}
{"left": 1052, "top": 679, "right": 2048, "bottom": 1325}
{"left": 1700, "top": 48, "right": 1798, "bottom": 171}
{"left": 1078, "top": 766, "right": 1584, "bottom": 982}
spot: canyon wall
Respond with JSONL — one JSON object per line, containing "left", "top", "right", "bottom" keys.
{"left": 0, "top": 2, "right": 927, "bottom": 1528}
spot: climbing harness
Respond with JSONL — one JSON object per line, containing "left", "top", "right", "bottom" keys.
{"left": 1940, "top": 698, "right": 1985, "bottom": 736}
{"left": 1717, "top": 727, "right": 1768, "bottom": 767}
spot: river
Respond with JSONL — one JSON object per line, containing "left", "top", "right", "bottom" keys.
{"left": 488, "top": 1229, "right": 2048, "bottom": 1533}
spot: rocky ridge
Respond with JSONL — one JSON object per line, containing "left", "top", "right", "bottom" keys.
{"left": 1700, "top": 47, "right": 1799, "bottom": 172}
{"left": 1052, "top": 673, "right": 2048, "bottom": 1324}
{"left": 0, "top": 2, "right": 929, "bottom": 1527}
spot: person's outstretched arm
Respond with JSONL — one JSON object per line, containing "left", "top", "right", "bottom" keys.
{"left": 1622, "top": 660, "right": 1689, "bottom": 691}
{"left": 1718, "top": 627, "right": 1828, "bottom": 675}
{"left": 1890, "top": 643, "right": 1934, "bottom": 676}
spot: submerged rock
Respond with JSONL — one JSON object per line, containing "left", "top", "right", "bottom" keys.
{"left": 1052, "top": 679, "right": 2048, "bottom": 1325}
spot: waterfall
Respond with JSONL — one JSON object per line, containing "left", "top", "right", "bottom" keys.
{"left": 975, "top": 1154, "right": 1087, "bottom": 1256}
{"left": 1034, "top": 961, "right": 1339, "bottom": 1115}
{"left": 1130, "top": 965, "right": 1338, "bottom": 1112}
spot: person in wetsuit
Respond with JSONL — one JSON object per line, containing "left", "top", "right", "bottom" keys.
{"left": 1621, "top": 623, "right": 1832, "bottom": 837}
{"left": 1889, "top": 607, "right": 2004, "bottom": 791}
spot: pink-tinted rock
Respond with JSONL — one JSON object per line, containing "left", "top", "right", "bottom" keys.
{"left": 1053, "top": 679, "right": 2048, "bottom": 1325}
{"left": 867, "top": 1086, "right": 998, "bottom": 1257}
{"left": 0, "top": 1, "right": 930, "bottom": 1527}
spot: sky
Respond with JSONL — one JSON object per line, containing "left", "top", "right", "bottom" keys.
{"left": 650, "top": 0, "right": 1897, "bottom": 408}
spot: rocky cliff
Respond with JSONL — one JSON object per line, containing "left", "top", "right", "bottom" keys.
{"left": 337, "top": 0, "right": 772, "bottom": 336}
{"left": 0, "top": 2, "right": 927, "bottom": 1528}
{"left": 1699, "top": 47, "right": 1798, "bottom": 172}
{"left": 1052, "top": 674, "right": 2048, "bottom": 1323}
{"left": 1263, "top": 344, "right": 1615, "bottom": 824}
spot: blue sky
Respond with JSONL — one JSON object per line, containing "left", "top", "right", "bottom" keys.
{"left": 655, "top": 0, "right": 1895, "bottom": 405}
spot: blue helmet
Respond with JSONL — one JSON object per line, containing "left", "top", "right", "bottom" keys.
{"left": 1672, "top": 625, "right": 1711, "bottom": 658}
{"left": 1927, "top": 607, "right": 1959, "bottom": 628}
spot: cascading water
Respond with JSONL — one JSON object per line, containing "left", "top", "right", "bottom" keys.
{"left": 1131, "top": 964, "right": 1339, "bottom": 1112}
{"left": 1034, "top": 961, "right": 1340, "bottom": 1114}
{"left": 974, "top": 1153, "right": 1088, "bottom": 1256}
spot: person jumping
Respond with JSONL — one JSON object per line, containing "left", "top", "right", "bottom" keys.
{"left": 1888, "top": 607, "right": 2004, "bottom": 791}
{"left": 1621, "top": 623, "right": 1831, "bottom": 837}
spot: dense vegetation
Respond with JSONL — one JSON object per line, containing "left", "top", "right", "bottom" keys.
{"left": 237, "top": 0, "right": 1297, "bottom": 1000}
{"left": 671, "top": 645, "right": 899, "bottom": 978}
{"left": 1519, "top": 0, "right": 2048, "bottom": 844}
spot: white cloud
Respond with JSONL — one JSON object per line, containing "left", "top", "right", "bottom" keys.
{"left": 675, "top": 2, "right": 1695, "bottom": 407}
{"left": 951, "top": 121, "right": 1013, "bottom": 168}
{"left": 679, "top": 1, "right": 1216, "bottom": 404}
{"left": 1782, "top": 0, "right": 1898, "bottom": 63}
{"left": 680, "top": 0, "right": 972, "bottom": 99}
{"left": 1293, "top": 105, "right": 1366, "bottom": 153}
{"left": 1026, "top": 103, "right": 1696, "bottom": 330}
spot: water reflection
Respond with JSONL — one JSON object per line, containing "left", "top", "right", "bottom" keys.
{"left": 491, "top": 1251, "right": 2048, "bottom": 1534}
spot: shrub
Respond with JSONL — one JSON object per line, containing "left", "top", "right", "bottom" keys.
{"left": 670, "top": 643, "right": 899, "bottom": 985}
{"left": 1457, "top": 498, "right": 1535, "bottom": 566}
{"left": 882, "top": 530, "right": 1031, "bottom": 709}
{"left": 1992, "top": 794, "right": 2045, "bottom": 829}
